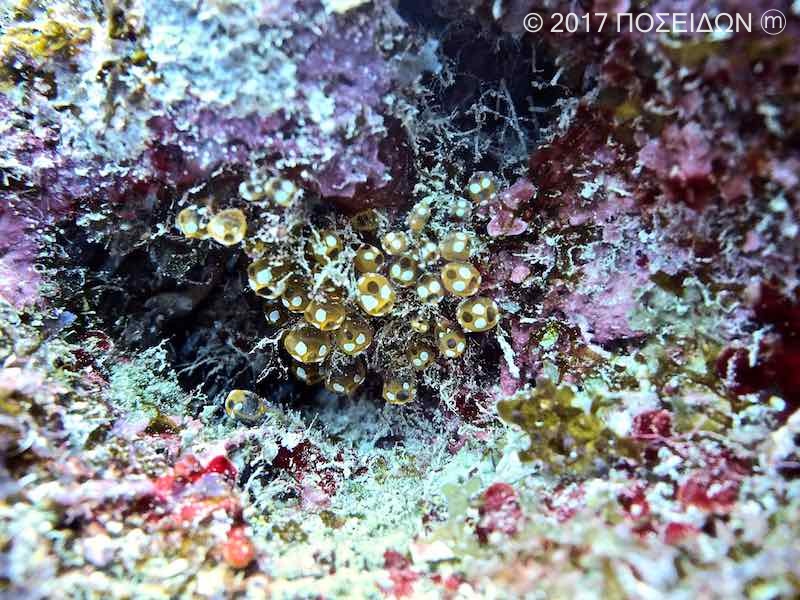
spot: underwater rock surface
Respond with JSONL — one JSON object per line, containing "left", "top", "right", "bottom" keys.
{"left": 1, "top": 0, "right": 799, "bottom": 598}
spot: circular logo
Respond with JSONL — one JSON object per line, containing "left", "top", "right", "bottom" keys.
{"left": 523, "top": 13, "right": 544, "bottom": 33}
{"left": 761, "top": 9, "right": 786, "bottom": 35}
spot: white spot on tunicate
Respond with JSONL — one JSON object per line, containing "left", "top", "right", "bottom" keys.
{"left": 355, "top": 333, "right": 366, "bottom": 344}
{"left": 458, "top": 266, "right": 471, "bottom": 278}
{"left": 474, "top": 318, "right": 487, "bottom": 329}
{"left": 472, "top": 304, "right": 486, "bottom": 315}
{"left": 469, "top": 183, "right": 481, "bottom": 194}
{"left": 295, "top": 341, "right": 308, "bottom": 356}
{"left": 315, "top": 308, "right": 327, "bottom": 322}
{"left": 453, "top": 281, "right": 466, "bottom": 292}
{"left": 429, "top": 281, "right": 441, "bottom": 293}
{"left": 380, "top": 285, "right": 392, "bottom": 300}
{"left": 361, "top": 295, "right": 378, "bottom": 311}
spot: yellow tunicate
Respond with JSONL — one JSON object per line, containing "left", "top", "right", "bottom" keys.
{"left": 325, "top": 359, "right": 367, "bottom": 395}
{"left": 409, "top": 313, "right": 429, "bottom": 334}
{"left": 281, "top": 277, "right": 312, "bottom": 313}
{"left": 356, "top": 273, "right": 396, "bottom": 317}
{"left": 382, "top": 378, "right": 417, "bottom": 405}
{"left": 407, "top": 202, "right": 431, "bottom": 232}
{"left": 265, "top": 177, "right": 300, "bottom": 207}
{"left": 451, "top": 197, "right": 472, "bottom": 220}
{"left": 441, "top": 261, "right": 481, "bottom": 297}
{"left": 239, "top": 179, "right": 266, "bottom": 202}
{"left": 435, "top": 319, "right": 467, "bottom": 359}
{"left": 456, "top": 296, "right": 500, "bottom": 332}
{"left": 467, "top": 171, "right": 498, "bottom": 203}
{"left": 208, "top": 208, "right": 247, "bottom": 246}
{"left": 415, "top": 273, "right": 444, "bottom": 305}
{"left": 284, "top": 324, "right": 332, "bottom": 364}
{"left": 263, "top": 302, "right": 289, "bottom": 327}
{"left": 351, "top": 209, "right": 380, "bottom": 232}
{"left": 290, "top": 362, "right": 325, "bottom": 385}
{"left": 304, "top": 299, "right": 347, "bottom": 331}
{"left": 406, "top": 340, "right": 436, "bottom": 371}
{"left": 354, "top": 244, "right": 385, "bottom": 274}
{"left": 247, "top": 259, "right": 292, "bottom": 299}
{"left": 243, "top": 237, "right": 268, "bottom": 258}
{"left": 334, "top": 315, "right": 373, "bottom": 356}
{"left": 224, "top": 390, "right": 267, "bottom": 425}
{"left": 308, "top": 230, "right": 343, "bottom": 264}
{"left": 439, "top": 231, "right": 473, "bottom": 261}
{"left": 417, "top": 237, "right": 440, "bottom": 266}
{"left": 176, "top": 206, "right": 210, "bottom": 240}
{"left": 381, "top": 231, "right": 410, "bottom": 256}
{"left": 319, "top": 281, "right": 347, "bottom": 304}
{"left": 388, "top": 255, "right": 419, "bottom": 288}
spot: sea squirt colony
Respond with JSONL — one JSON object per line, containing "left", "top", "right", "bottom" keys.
{"left": 176, "top": 170, "right": 504, "bottom": 408}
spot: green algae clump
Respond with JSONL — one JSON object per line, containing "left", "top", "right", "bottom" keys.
{"left": 497, "top": 378, "right": 636, "bottom": 474}
{"left": 1, "top": 18, "right": 91, "bottom": 61}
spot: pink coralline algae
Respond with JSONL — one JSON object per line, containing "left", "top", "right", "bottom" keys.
{"left": 0, "top": 210, "right": 42, "bottom": 307}
{"left": 663, "top": 522, "right": 700, "bottom": 546}
{"left": 485, "top": 179, "right": 533, "bottom": 237}
{"left": 475, "top": 483, "right": 523, "bottom": 543}
{"left": 631, "top": 410, "right": 673, "bottom": 441}
{"left": 150, "top": 454, "right": 243, "bottom": 529}
{"left": 0, "top": 95, "right": 82, "bottom": 307}
{"left": 295, "top": 19, "right": 396, "bottom": 198}
{"left": 561, "top": 261, "right": 646, "bottom": 345}
{"left": 381, "top": 550, "right": 420, "bottom": 598}
{"left": 498, "top": 319, "right": 539, "bottom": 395}
{"left": 677, "top": 453, "right": 749, "bottom": 513}
{"left": 617, "top": 484, "right": 651, "bottom": 521}
{"left": 717, "top": 282, "right": 800, "bottom": 414}
{"left": 0, "top": 0, "right": 421, "bottom": 307}
{"left": 638, "top": 123, "right": 714, "bottom": 206}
